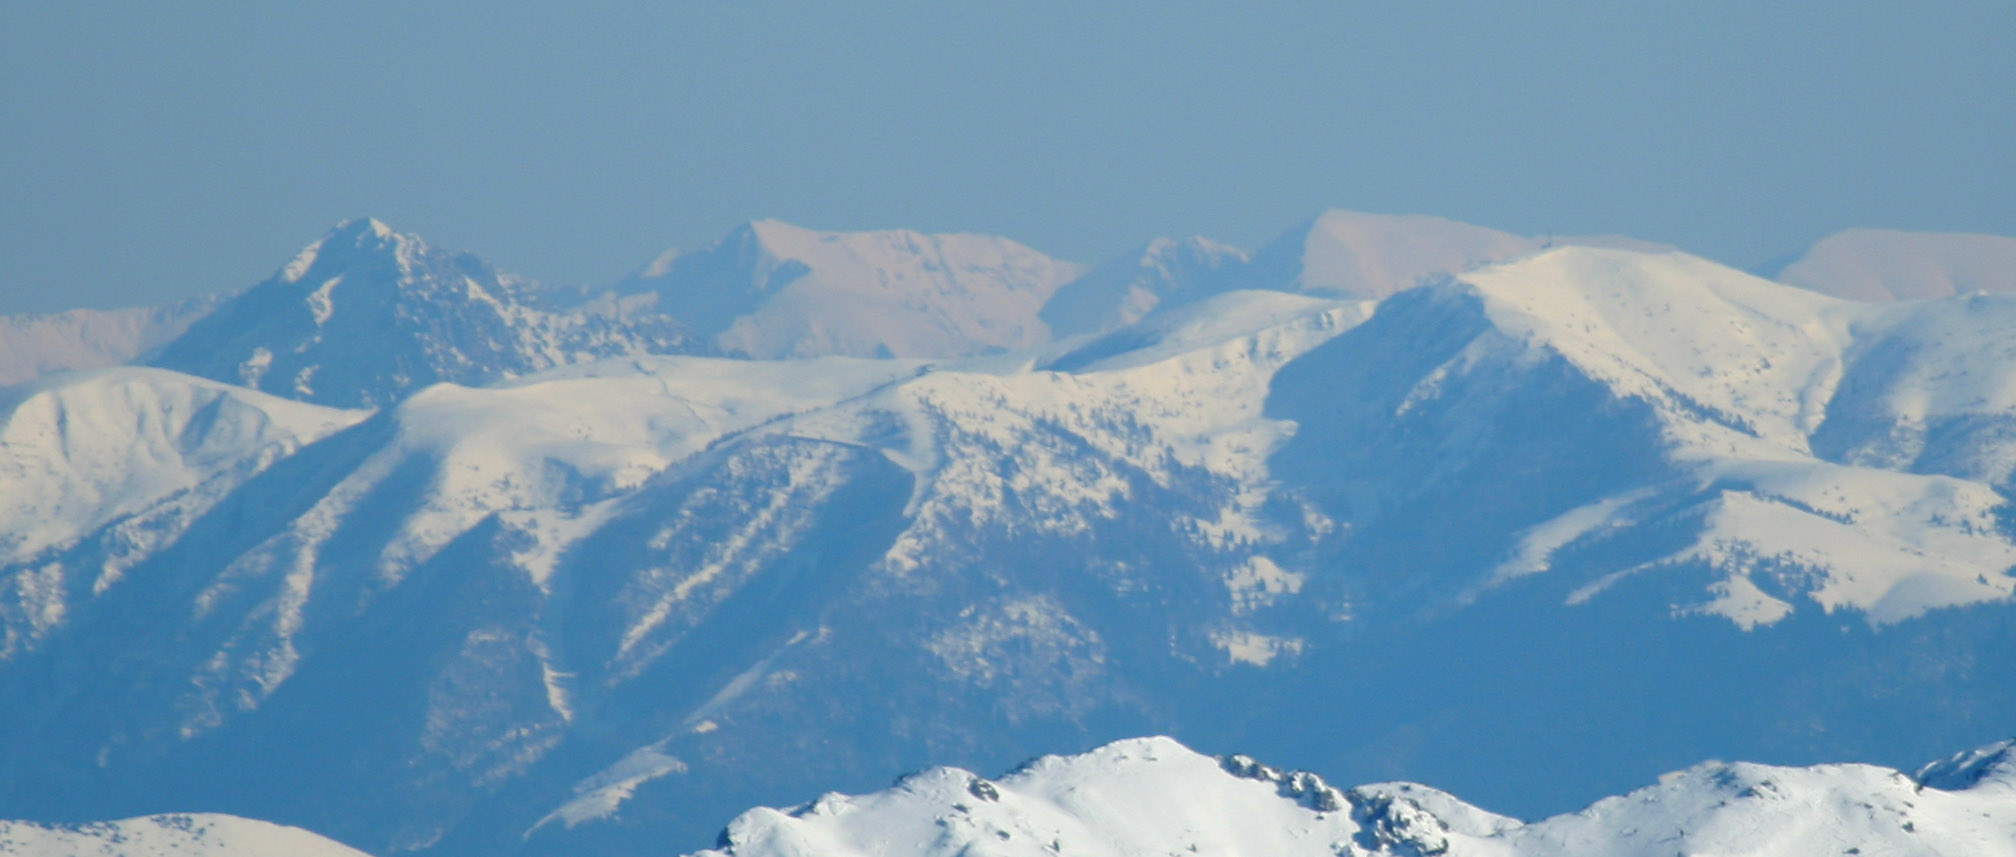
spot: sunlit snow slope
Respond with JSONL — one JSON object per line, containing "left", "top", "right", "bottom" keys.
{"left": 697, "top": 736, "right": 2016, "bottom": 857}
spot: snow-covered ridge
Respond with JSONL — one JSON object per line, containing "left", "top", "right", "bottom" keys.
{"left": 696, "top": 735, "right": 2016, "bottom": 857}
{"left": 0, "top": 813, "right": 370, "bottom": 857}
{"left": 1325, "top": 246, "right": 2016, "bottom": 628}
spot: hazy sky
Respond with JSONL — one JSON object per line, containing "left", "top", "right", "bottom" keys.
{"left": 2, "top": 1, "right": 2011, "bottom": 313}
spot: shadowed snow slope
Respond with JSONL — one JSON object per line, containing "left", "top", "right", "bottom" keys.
{"left": 147, "top": 219, "right": 697, "bottom": 408}
{"left": 696, "top": 736, "right": 2016, "bottom": 857}
{"left": 619, "top": 220, "right": 1083, "bottom": 359}
{"left": 1778, "top": 228, "right": 2016, "bottom": 301}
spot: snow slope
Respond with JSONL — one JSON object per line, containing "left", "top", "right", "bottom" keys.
{"left": 1778, "top": 228, "right": 2016, "bottom": 301}
{"left": 695, "top": 736, "right": 2016, "bottom": 857}
{"left": 0, "top": 814, "right": 371, "bottom": 857}
{"left": 620, "top": 220, "right": 1083, "bottom": 359}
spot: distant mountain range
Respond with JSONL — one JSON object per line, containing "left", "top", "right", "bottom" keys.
{"left": 8, "top": 214, "right": 2012, "bottom": 396}
{"left": 0, "top": 297, "right": 218, "bottom": 386}
{"left": 1, "top": 213, "right": 2014, "bottom": 856}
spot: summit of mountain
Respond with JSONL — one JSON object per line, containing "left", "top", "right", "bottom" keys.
{"left": 145, "top": 219, "right": 698, "bottom": 408}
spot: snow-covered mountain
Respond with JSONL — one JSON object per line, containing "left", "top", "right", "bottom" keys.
{"left": 5, "top": 240, "right": 2016, "bottom": 855}
{"left": 0, "top": 368, "right": 365, "bottom": 659}
{"left": 697, "top": 735, "right": 2016, "bottom": 857}
{"left": 1042, "top": 211, "right": 1676, "bottom": 338}
{"left": 617, "top": 220, "right": 1083, "bottom": 359}
{"left": 1039, "top": 237, "right": 1250, "bottom": 338}
{"left": 146, "top": 219, "right": 698, "bottom": 408}
{"left": 1243, "top": 210, "right": 1545, "bottom": 298}
{"left": 1277, "top": 246, "right": 2016, "bottom": 628}
{"left": 0, "top": 297, "right": 217, "bottom": 386}
{"left": 0, "top": 814, "right": 369, "bottom": 857}
{"left": 1777, "top": 228, "right": 2016, "bottom": 301}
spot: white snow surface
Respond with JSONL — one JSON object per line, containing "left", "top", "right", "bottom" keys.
{"left": 0, "top": 814, "right": 370, "bottom": 857}
{"left": 694, "top": 735, "right": 2016, "bottom": 857}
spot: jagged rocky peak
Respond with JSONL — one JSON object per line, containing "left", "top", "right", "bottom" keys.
{"left": 618, "top": 218, "right": 1083, "bottom": 359}
{"left": 268, "top": 216, "right": 521, "bottom": 305}
{"left": 145, "top": 218, "right": 696, "bottom": 409}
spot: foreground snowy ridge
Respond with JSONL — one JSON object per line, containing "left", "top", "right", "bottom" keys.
{"left": 0, "top": 813, "right": 370, "bottom": 857}
{"left": 698, "top": 736, "right": 2016, "bottom": 857}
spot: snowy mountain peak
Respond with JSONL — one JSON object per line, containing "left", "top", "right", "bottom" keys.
{"left": 289, "top": 217, "right": 422, "bottom": 279}
{"left": 693, "top": 736, "right": 2016, "bottom": 857}
{"left": 147, "top": 220, "right": 698, "bottom": 408}
{"left": 620, "top": 220, "right": 1082, "bottom": 359}
{"left": 1453, "top": 246, "right": 1849, "bottom": 447}
{"left": 328, "top": 216, "right": 397, "bottom": 242}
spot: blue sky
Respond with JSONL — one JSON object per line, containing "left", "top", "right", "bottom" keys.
{"left": 2, "top": 1, "right": 2011, "bottom": 313}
